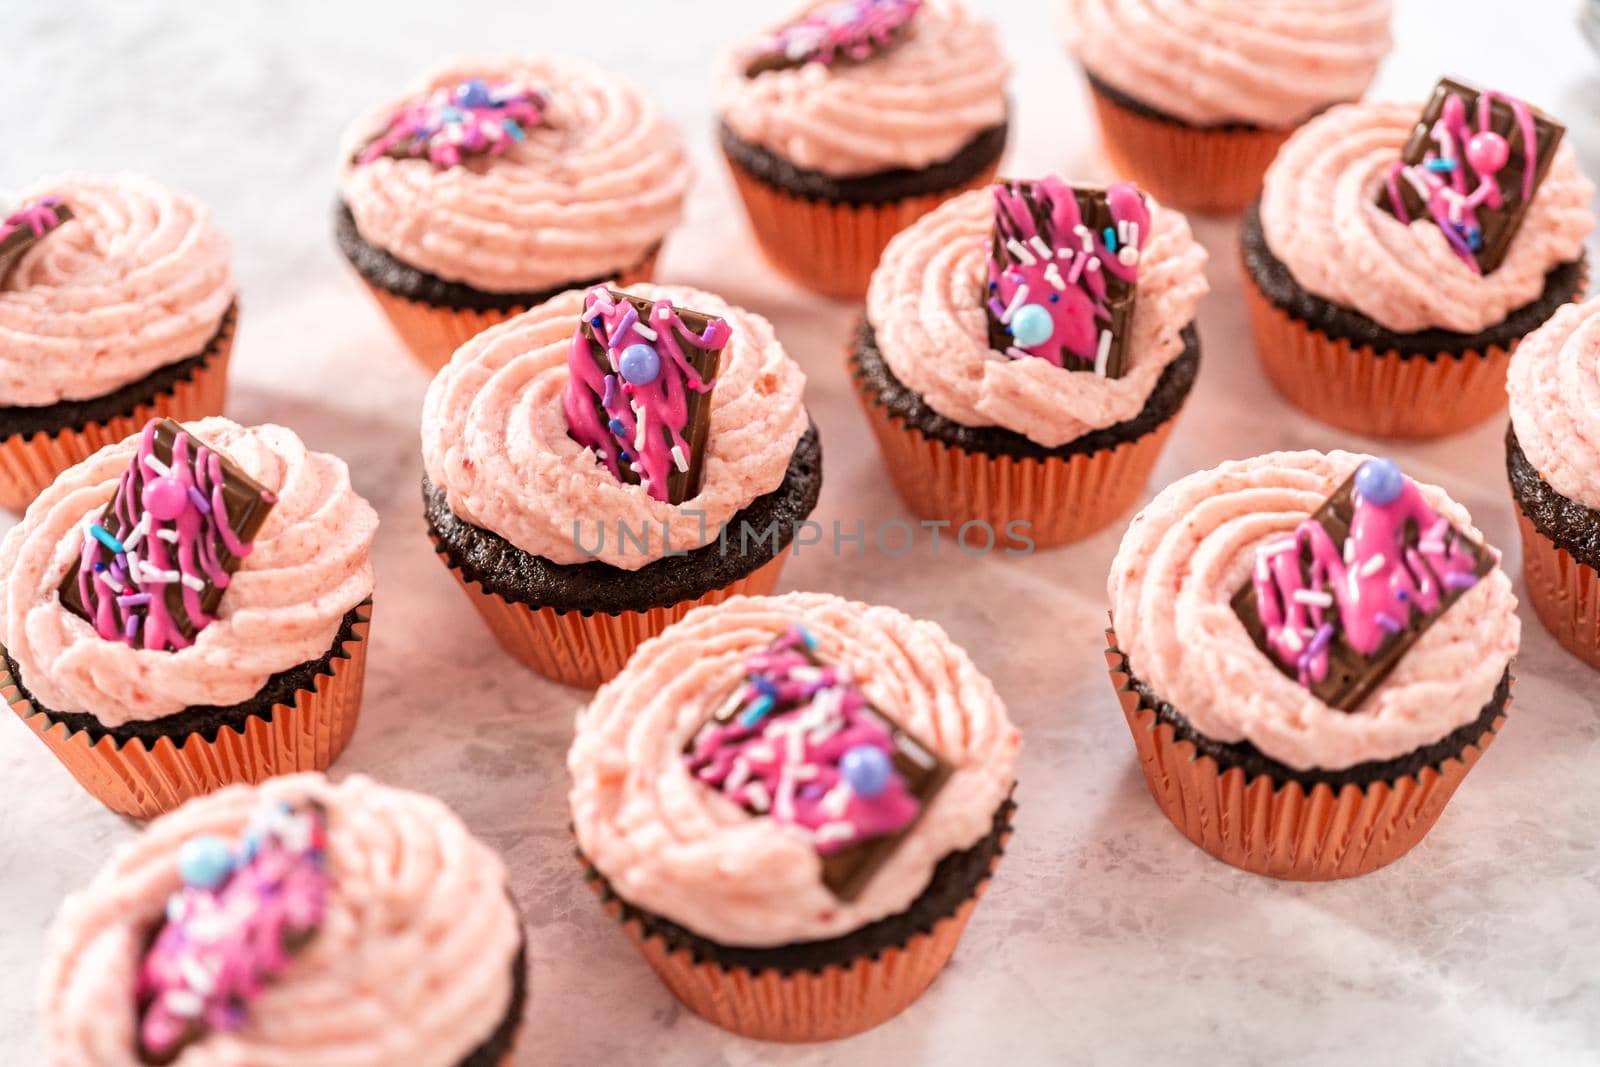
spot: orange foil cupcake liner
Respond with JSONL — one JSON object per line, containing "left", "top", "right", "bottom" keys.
{"left": 855, "top": 384, "right": 1178, "bottom": 550}
{"left": 1243, "top": 270, "right": 1515, "bottom": 439}
{"left": 580, "top": 809, "right": 1010, "bottom": 1042}
{"left": 437, "top": 549, "right": 789, "bottom": 689}
{"left": 1515, "top": 508, "right": 1600, "bottom": 669}
{"left": 1086, "top": 82, "right": 1291, "bottom": 216}
{"left": 723, "top": 152, "right": 999, "bottom": 301}
{"left": 6, "top": 601, "right": 371, "bottom": 819}
{"left": 0, "top": 304, "right": 236, "bottom": 513}
{"left": 1105, "top": 625, "right": 1505, "bottom": 880}
{"left": 365, "top": 252, "right": 659, "bottom": 375}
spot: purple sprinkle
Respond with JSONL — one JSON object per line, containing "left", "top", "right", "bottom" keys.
{"left": 1445, "top": 571, "right": 1479, "bottom": 591}
{"left": 601, "top": 373, "right": 618, "bottom": 408}
{"left": 1376, "top": 612, "right": 1403, "bottom": 634}
{"left": 123, "top": 614, "right": 141, "bottom": 639}
{"left": 187, "top": 486, "right": 211, "bottom": 515}
{"left": 118, "top": 593, "right": 152, "bottom": 607}
{"left": 1307, "top": 623, "right": 1336, "bottom": 656}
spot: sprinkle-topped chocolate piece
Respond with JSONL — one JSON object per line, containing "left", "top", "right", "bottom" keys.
{"left": 746, "top": 0, "right": 922, "bottom": 77}
{"left": 0, "top": 196, "right": 72, "bottom": 284}
{"left": 1232, "top": 459, "right": 1495, "bottom": 712}
{"left": 59, "top": 418, "right": 276, "bottom": 652}
{"left": 683, "top": 624, "right": 952, "bottom": 901}
{"left": 355, "top": 77, "right": 549, "bottom": 169}
{"left": 986, "top": 178, "right": 1148, "bottom": 379}
{"left": 135, "top": 799, "right": 330, "bottom": 1065}
{"left": 564, "top": 287, "right": 729, "bottom": 505}
{"left": 1376, "top": 77, "right": 1565, "bottom": 275}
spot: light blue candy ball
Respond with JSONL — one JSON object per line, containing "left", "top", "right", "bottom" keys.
{"left": 1356, "top": 458, "right": 1405, "bottom": 506}
{"left": 457, "top": 79, "right": 493, "bottom": 109}
{"left": 177, "top": 835, "right": 236, "bottom": 890}
{"left": 619, "top": 343, "right": 661, "bottom": 386}
{"left": 840, "top": 745, "right": 894, "bottom": 798}
{"left": 1009, "top": 303, "right": 1055, "bottom": 348}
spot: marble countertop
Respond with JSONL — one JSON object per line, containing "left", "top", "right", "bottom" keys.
{"left": 4, "top": 2, "right": 1600, "bottom": 1064}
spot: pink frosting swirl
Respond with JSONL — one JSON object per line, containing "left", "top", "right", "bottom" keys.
{"left": 569, "top": 592, "right": 1020, "bottom": 947}
{"left": 338, "top": 56, "right": 692, "bottom": 293}
{"left": 1260, "top": 101, "right": 1594, "bottom": 334}
{"left": 1108, "top": 450, "right": 1519, "bottom": 772}
{"left": 1064, "top": 0, "right": 1393, "bottom": 129}
{"left": 866, "top": 187, "right": 1208, "bottom": 447}
{"left": 0, "top": 418, "right": 378, "bottom": 727}
{"left": 40, "top": 774, "right": 523, "bottom": 1067}
{"left": 0, "top": 173, "right": 234, "bottom": 407}
{"left": 1508, "top": 298, "right": 1600, "bottom": 509}
{"left": 421, "top": 284, "right": 808, "bottom": 569}
{"left": 716, "top": 0, "right": 1010, "bottom": 178}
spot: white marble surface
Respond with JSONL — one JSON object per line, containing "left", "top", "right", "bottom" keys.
{"left": 4, "top": 1, "right": 1600, "bottom": 1064}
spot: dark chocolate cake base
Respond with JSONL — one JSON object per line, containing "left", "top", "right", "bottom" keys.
{"left": 1085, "top": 71, "right": 1264, "bottom": 133}
{"left": 425, "top": 422, "right": 822, "bottom": 616}
{"left": 580, "top": 797, "right": 1013, "bottom": 975}
{"left": 1242, "top": 200, "right": 1587, "bottom": 360}
{"left": 458, "top": 935, "right": 528, "bottom": 1067}
{"left": 1507, "top": 424, "right": 1600, "bottom": 572}
{"left": 1115, "top": 640, "right": 1512, "bottom": 790}
{"left": 2, "top": 602, "right": 369, "bottom": 748}
{"left": 850, "top": 319, "right": 1200, "bottom": 460}
{"left": 0, "top": 303, "right": 237, "bottom": 442}
{"left": 334, "top": 201, "right": 659, "bottom": 312}
{"left": 718, "top": 118, "right": 1008, "bottom": 206}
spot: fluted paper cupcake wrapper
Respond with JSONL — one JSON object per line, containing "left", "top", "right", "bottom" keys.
{"left": 436, "top": 548, "right": 789, "bottom": 689}
{"left": 855, "top": 380, "right": 1178, "bottom": 550}
{"left": 1514, "top": 508, "right": 1600, "bottom": 669}
{"left": 1086, "top": 82, "right": 1292, "bottom": 216}
{"left": 1243, "top": 269, "right": 1519, "bottom": 439}
{"left": 362, "top": 253, "right": 659, "bottom": 375}
{"left": 1104, "top": 623, "right": 1505, "bottom": 880}
{"left": 723, "top": 153, "right": 999, "bottom": 301}
{"left": 6, "top": 600, "right": 371, "bottom": 819}
{"left": 579, "top": 817, "right": 1010, "bottom": 1042}
{"left": 0, "top": 304, "right": 236, "bottom": 513}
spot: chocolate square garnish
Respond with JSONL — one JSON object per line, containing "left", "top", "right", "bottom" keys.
{"left": 745, "top": 0, "right": 923, "bottom": 77}
{"left": 565, "top": 287, "right": 728, "bottom": 506}
{"left": 683, "top": 625, "right": 952, "bottom": 901}
{"left": 0, "top": 198, "right": 72, "bottom": 284}
{"left": 60, "top": 418, "right": 277, "bottom": 652}
{"left": 1375, "top": 77, "right": 1565, "bottom": 274}
{"left": 985, "top": 178, "right": 1147, "bottom": 380}
{"left": 1231, "top": 461, "right": 1495, "bottom": 712}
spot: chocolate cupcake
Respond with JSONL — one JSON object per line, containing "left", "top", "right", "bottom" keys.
{"left": 715, "top": 0, "right": 1010, "bottom": 299}
{"left": 0, "top": 175, "right": 236, "bottom": 511}
{"left": 1063, "top": 0, "right": 1392, "bottom": 214}
{"left": 1506, "top": 297, "right": 1600, "bottom": 668}
{"left": 39, "top": 774, "right": 525, "bottom": 1067}
{"left": 853, "top": 176, "right": 1208, "bottom": 548}
{"left": 570, "top": 592, "right": 1021, "bottom": 1040}
{"left": 336, "top": 57, "right": 692, "bottom": 370}
{"left": 422, "top": 283, "right": 820, "bottom": 688}
{"left": 1107, "top": 451, "right": 1519, "bottom": 879}
{"left": 1244, "top": 85, "right": 1593, "bottom": 438}
{"left": 0, "top": 418, "right": 378, "bottom": 817}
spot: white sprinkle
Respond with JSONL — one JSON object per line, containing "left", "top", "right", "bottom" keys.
{"left": 655, "top": 306, "right": 671, "bottom": 320}
{"left": 1001, "top": 284, "right": 1029, "bottom": 324}
{"left": 632, "top": 402, "right": 647, "bottom": 452}
{"left": 164, "top": 990, "right": 204, "bottom": 1019}
{"left": 180, "top": 573, "right": 206, "bottom": 592}
{"left": 1343, "top": 537, "right": 1356, "bottom": 564}
{"left": 1293, "top": 589, "right": 1334, "bottom": 608}
{"left": 179, "top": 956, "right": 215, "bottom": 996}
{"left": 671, "top": 444, "right": 688, "bottom": 473}
{"left": 629, "top": 463, "right": 642, "bottom": 475}
{"left": 121, "top": 515, "right": 150, "bottom": 552}
{"left": 747, "top": 744, "right": 775, "bottom": 763}
{"left": 156, "top": 528, "right": 179, "bottom": 544}
{"left": 1043, "top": 263, "right": 1066, "bottom": 291}
{"left": 1264, "top": 538, "right": 1299, "bottom": 559}
{"left": 900, "top": 739, "right": 937, "bottom": 769}
{"left": 1117, "top": 246, "right": 1139, "bottom": 267}
{"left": 1118, "top": 219, "right": 1129, "bottom": 245}
{"left": 744, "top": 781, "right": 771, "bottom": 812}
{"left": 1005, "top": 238, "right": 1037, "bottom": 266}
{"left": 100, "top": 571, "right": 126, "bottom": 594}
{"left": 1005, "top": 346, "right": 1030, "bottom": 360}
{"left": 139, "top": 562, "right": 181, "bottom": 585}
{"left": 814, "top": 822, "right": 858, "bottom": 846}
{"left": 1028, "top": 235, "right": 1054, "bottom": 260}
{"left": 1281, "top": 628, "right": 1304, "bottom": 653}
{"left": 1094, "top": 329, "right": 1113, "bottom": 376}
{"left": 1126, "top": 221, "right": 1140, "bottom": 250}
{"left": 630, "top": 322, "right": 657, "bottom": 341}
{"left": 775, "top": 769, "right": 796, "bottom": 821}
{"left": 1358, "top": 553, "right": 1387, "bottom": 578}
{"left": 725, "top": 758, "right": 751, "bottom": 793}
{"left": 142, "top": 453, "right": 171, "bottom": 477}
{"left": 791, "top": 764, "right": 819, "bottom": 781}
{"left": 1418, "top": 539, "right": 1446, "bottom": 556}
{"left": 819, "top": 784, "right": 852, "bottom": 818}
{"left": 1074, "top": 224, "right": 1093, "bottom": 251}
{"left": 1086, "top": 257, "right": 1102, "bottom": 272}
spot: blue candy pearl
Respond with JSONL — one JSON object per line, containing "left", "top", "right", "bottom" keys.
{"left": 177, "top": 835, "right": 235, "bottom": 890}
{"left": 457, "top": 79, "right": 493, "bottom": 108}
{"left": 618, "top": 343, "right": 661, "bottom": 386}
{"left": 840, "top": 746, "right": 893, "bottom": 798}
{"left": 1356, "top": 458, "right": 1405, "bottom": 506}
{"left": 1009, "top": 303, "right": 1055, "bottom": 348}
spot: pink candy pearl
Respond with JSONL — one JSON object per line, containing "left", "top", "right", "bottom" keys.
{"left": 142, "top": 476, "right": 189, "bottom": 521}
{"left": 1466, "top": 131, "right": 1510, "bottom": 175}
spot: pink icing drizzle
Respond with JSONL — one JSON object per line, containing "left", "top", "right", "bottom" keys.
{"left": 135, "top": 800, "right": 330, "bottom": 1062}
{"left": 355, "top": 78, "right": 548, "bottom": 168}
{"left": 1252, "top": 460, "right": 1483, "bottom": 687}
{"left": 72, "top": 419, "right": 273, "bottom": 652}
{"left": 683, "top": 624, "right": 920, "bottom": 854}
{"left": 0, "top": 196, "right": 68, "bottom": 242}
{"left": 986, "top": 178, "right": 1149, "bottom": 371}
{"left": 756, "top": 0, "right": 922, "bottom": 69}
{"left": 1381, "top": 87, "right": 1539, "bottom": 274}
{"left": 563, "top": 287, "right": 729, "bottom": 504}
